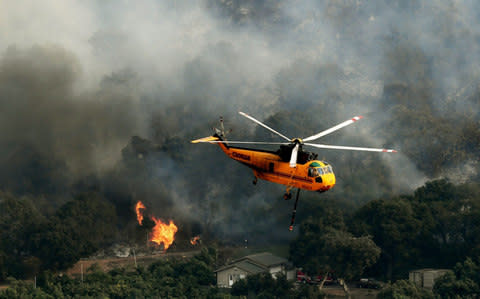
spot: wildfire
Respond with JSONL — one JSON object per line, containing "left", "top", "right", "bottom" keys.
{"left": 150, "top": 217, "right": 178, "bottom": 250}
{"left": 135, "top": 201, "right": 146, "bottom": 225}
{"left": 190, "top": 235, "right": 201, "bottom": 245}
{"left": 135, "top": 201, "right": 178, "bottom": 251}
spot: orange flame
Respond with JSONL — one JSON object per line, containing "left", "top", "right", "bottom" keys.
{"left": 190, "top": 235, "right": 201, "bottom": 245}
{"left": 150, "top": 217, "right": 178, "bottom": 250}
{"left": 135, "top": 201, "right": 146, "bottom": 225}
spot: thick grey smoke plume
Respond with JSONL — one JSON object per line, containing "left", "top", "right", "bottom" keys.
{"left": 0, "top": 45, "right": 144, "bottom": 193}
{"left": 1, "top": 0, "right": 479, "bottom": 242}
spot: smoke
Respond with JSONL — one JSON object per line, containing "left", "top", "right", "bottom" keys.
{"left": 1, "top": 0, "right": 479, "bottom": 242}
{"left": 0, "top": 45, "right": 145, "bottom": 191}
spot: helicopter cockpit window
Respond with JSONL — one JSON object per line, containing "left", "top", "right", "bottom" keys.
{"left": 308, "top": 167, "right": 320, "bottom": 177}
{"left": 323, "top": 166, "right": 332, "bottom": 174}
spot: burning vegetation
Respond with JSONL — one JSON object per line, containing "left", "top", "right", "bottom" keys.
{"left": 150, "top": 217, "right": 178, "bottom": 250}
{"left": 135, "top": 201, "right": 178, "bottom": 250}
{"left": 135, "top": 201, "right": 146, "bottom": 225}
{"left": 190, "top": 235, "right": 201, "bottom": 246}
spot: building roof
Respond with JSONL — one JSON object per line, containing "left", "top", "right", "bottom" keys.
{"left": 215, "top": 252, "right": 288, "bottom": 274}
{"left": 236, "top": 252, "right": 288, "bottom": 268}
{"left": 215, "top": 260, "right": 266, "bottom": 274}
{"left": 410, "top": 269, "right": 450, "bottom": 273}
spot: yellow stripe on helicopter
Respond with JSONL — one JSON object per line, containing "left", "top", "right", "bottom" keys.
{"left": 191, "top": 136, "right": 220, "bottom": 144}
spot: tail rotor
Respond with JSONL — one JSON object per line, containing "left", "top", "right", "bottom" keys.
{"left": 214, "top": 116, "right": 231, "bottom": 139}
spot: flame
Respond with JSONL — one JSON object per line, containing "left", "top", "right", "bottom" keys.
{"left": 190, "top": 235, "right": 200, "bottom": 245}
{"left": 135, "top": 201, "right": 178, "bottom": 251}
{"left": 135, "top": 201, "right": 146, "bottom": 225}
{"left": 150, "top": 217, "right": 178, "bottom": 250}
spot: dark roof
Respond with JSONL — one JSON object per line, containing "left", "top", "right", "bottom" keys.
{"left": 410, "top": 269, "right": 450, "bottom": 273}
{"left": 215, "top": 252, "right": 288, "bottom": 274}
{"left": 236, "top": 252, "right": 287, "bottom": 268}
{"left": 215, "top": 260, "right": 266, "bottom": 274}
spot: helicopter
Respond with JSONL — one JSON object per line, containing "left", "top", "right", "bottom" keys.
{"left": 192, "top": 112, "right": 397, "bottom": 230}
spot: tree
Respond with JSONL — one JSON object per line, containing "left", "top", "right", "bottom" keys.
{"left": 414, "top": 179, "right": 456, "bottom": 202}
{"left": 290, "top": 222, "right": 381, "bottom": 295}
{"left": 0, "top": 192, "right": 46, "bottom": 279}
{"left": 377, "top": 280, "right": 434, "bottom": 299}
{"left": 413, "top": 180, "right": 480, "bottom": 266}
{"left": 33, "top": 192, "right": 118, "bottom": 271}
{"left": 295, "top": 284, "right": 325, "bottom": 299}
{"left": 231, "top": 276, "right": 248, "bottom": 296}
{"left": 0, "top": 277, "right": 53, "bottom": 299}
{"left": 231, "top": 272, "right": 293, "bottom": 298}
{"left": 352, "top": 197, "right": 421, "bottom": 280}
{"left": 433, "top": 258, "right": 480, "bottom": 298}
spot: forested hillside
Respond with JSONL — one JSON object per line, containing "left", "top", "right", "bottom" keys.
{"left": 1, "top": 1, "right": 480, "bottom": 297}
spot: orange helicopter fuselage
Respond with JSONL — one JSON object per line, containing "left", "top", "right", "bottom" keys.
{"left": 215, "top": 139, "right": 336, "bottom": 192}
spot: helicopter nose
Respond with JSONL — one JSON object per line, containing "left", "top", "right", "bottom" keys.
{"left": 319, "top": 174, "right": 336, "bottom": 192}
{"left": 320, "top": 185, "right": 332, "bottom": 192}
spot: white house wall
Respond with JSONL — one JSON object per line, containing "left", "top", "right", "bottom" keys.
{"left": 216, "top": 267, "right": 248, "bottom": 288}
{"left": 269, "top": 266, "right": 283, "bottom": 278}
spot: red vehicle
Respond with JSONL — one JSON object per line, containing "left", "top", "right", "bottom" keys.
{"left": 296, "top": 270, "right": 335, "bottom": 285}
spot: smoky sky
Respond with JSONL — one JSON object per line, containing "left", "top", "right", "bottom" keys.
{"left": 1, "top": 0, "right": 479, "bottom": 240}
{"left": 0, "top": 45, "right": 145, "bottom": 180}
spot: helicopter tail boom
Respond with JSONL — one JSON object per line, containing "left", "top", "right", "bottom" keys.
{"left": 191, "top": 136, "right": 220, "bottom": 144}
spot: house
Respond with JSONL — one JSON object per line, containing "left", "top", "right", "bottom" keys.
{"left": 215, "top": 252, "right": 295, "bottom": 288}
{"left": 409, "top": 269, "right": 450, "bottom": 289}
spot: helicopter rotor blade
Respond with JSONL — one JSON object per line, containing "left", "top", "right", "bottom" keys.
{"left": 239, "top": 112, "right": 291, "bottom": 142}
{"left": 305, "top": 143, "right": 397, "bottom": 153}
{"left": 289, "top": 143, "right": 299, "bottom": 168}
{"left": 193, "top": 139, "right": 289, "bottom": 145}
{"left": 303, "top": 116, "right": 363, "bottom": 142}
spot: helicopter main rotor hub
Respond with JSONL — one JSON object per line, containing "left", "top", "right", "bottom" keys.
{"left": 291, "top": 138, "right": 303, "bottom": 145}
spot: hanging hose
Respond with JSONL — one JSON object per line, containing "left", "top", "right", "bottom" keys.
{"left": 289, "top": 189, "right": 301, "bottom": 231}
